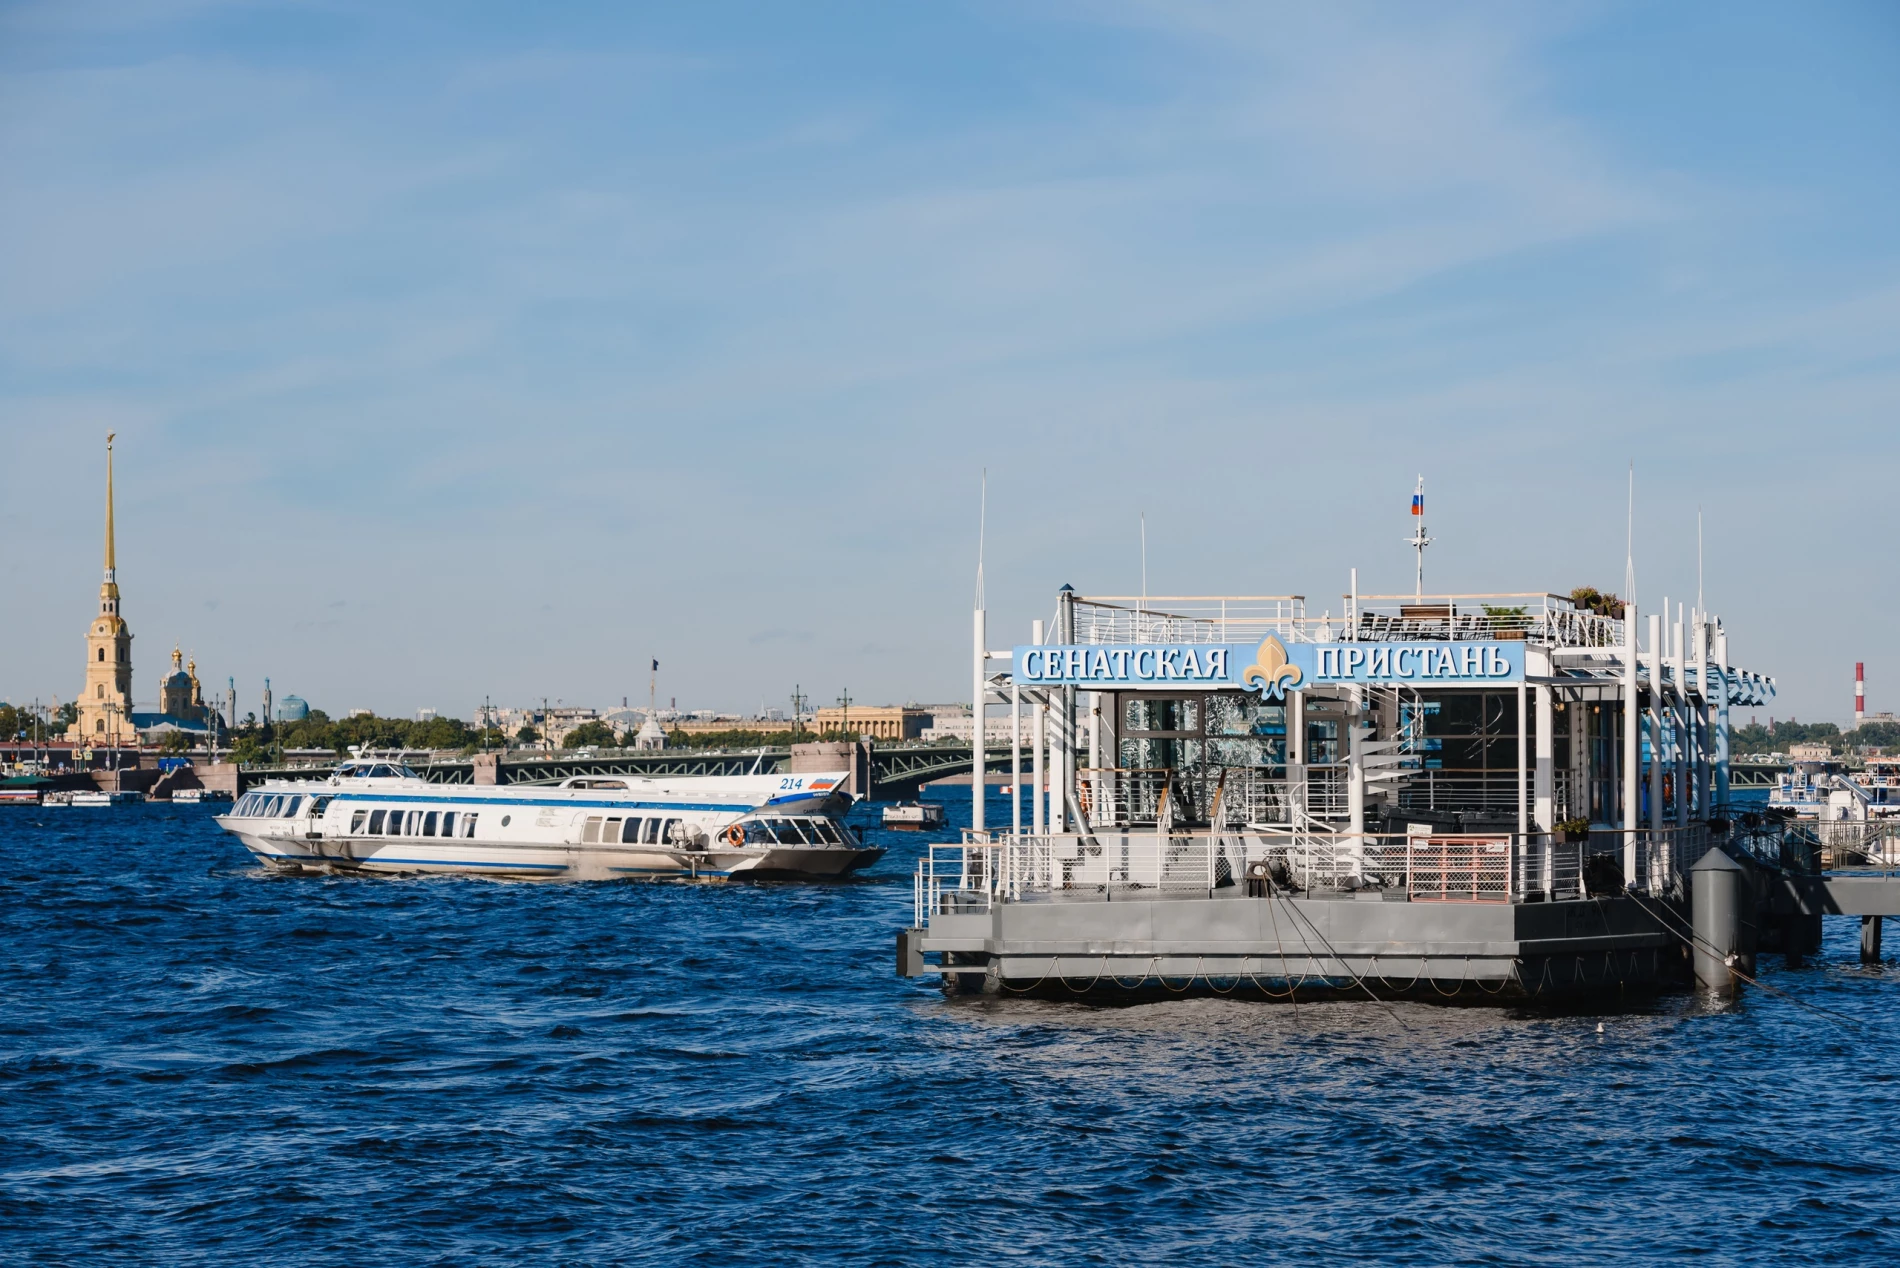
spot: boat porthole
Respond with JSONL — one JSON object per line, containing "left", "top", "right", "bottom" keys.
{"left": 501, "top": 814, "right": 511, "bottom": 827}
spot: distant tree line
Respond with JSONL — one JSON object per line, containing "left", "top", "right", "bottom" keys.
{"left": 1730, "top": 718, "right": 1900, "bottom": 756}
{"left": 0, "top": 702, "right": 76, "bottom": 741}
{"left": 224, "top": 709, "right": 491, "bottom": 764}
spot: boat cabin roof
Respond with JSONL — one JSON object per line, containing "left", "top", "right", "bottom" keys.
{"left": 335, "top": 760, "right": 418, "bottom": 780}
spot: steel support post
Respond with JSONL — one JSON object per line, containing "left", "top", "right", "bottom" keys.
{"left": 1863, "top": 916, "right": 1883, "bottom": 965}
{"left": 1516, "top": 682, "right": 1529, "bottom": 840}
{"left": 1058, "top": 590, "right": 1076, "bottom": 835}
{"left": 1674, "top": 614, "right": 1689, "bottom": 830}
{"left": 1030, "top": 620, "right": 1046, "bottom": 838}
{"left": 1010, "top": 682, "right": 1022, "bottom": 837}
{"left": 1288, "top": 688, "right": 1306, "bottom": 822}
{"left": 1714, "top": 630, "right": 1731, "bottom": 811}
{"left": 1623, "top": 604, "right": 1640, "bottom": 882}
{"left": 972, "top": 608, "right": 986, "bottom": 834}
{"left": 1534, "top": 684, "right": 1553, "bottom": 833}
{"left": 1648, "top": 613, "right": 1664, "bottom": 835}
{"left": 1692, "top": 847, "right": 1743, "bottom": 997}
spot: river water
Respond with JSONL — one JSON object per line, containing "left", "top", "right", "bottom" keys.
{"left": 3, "top": 794, "right": 1898, "bottom": 1265}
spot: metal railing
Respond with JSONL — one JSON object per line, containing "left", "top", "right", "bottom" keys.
{"left": 1069, "top": 593, "right": 1625, "bottom": 650}
{"left": 1813, "top": 819, "right": 1900, "bottom": 867}
{"left": 913, "top": 823, "right": 1712, "bottom": 924}
{"left": 1070, "top": 597, "right": 1307, "bottom": 646}
{"left": 1078, "top": 765, "right": 1344, "bottom": 828}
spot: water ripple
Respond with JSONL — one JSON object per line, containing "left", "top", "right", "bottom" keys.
{"left": 2, "top": 799, "right": 1898, "bottom": 1264}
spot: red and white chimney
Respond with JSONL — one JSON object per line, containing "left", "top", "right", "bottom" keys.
{"left": 1855, "top": 662, "right": 1866, "bottom": 724}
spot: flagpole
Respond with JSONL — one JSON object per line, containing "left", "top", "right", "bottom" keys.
{"left": 1406, "top": 475, "right": 1431, "bottom": 601}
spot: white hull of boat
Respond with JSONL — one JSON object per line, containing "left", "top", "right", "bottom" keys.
{"left": 230, "top": 831, "right": 882, "bottom": 880}
{"left": 216, "top": 761, "right": 881, "bottom": 881}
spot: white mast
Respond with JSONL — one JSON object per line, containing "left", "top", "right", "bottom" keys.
{"left": 971, "top": 470, "right": 987, "bottom": 834}
{"left": 1625, "top": 462, "right": 1636, "bottom": 607}
{"left": 1405, "top": 475, "right": 1431, "bottom": 600}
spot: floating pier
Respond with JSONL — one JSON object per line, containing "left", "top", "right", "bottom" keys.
{"left": 901, "top": 585, "right": 1900, "bottom": 1000}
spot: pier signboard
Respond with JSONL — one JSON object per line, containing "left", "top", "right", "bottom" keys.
{"left": 1013, "top": 635, "right": 1523, "bottom": 697}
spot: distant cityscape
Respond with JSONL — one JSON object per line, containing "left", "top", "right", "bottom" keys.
{"left": 0, "top": 440, "right": 984, "bottom": 776}
{"left": 6, "top": 438, "right": 1899, "bottom": 771}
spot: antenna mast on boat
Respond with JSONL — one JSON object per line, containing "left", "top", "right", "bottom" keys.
{"left": 971, "top": 470, "right": 987, "bottom": 834}
{"left": 1697, "top": 505, "right": 1704, "bottom": 613}
{"left": 1405, "top": 476, "right": 1431, "bottom": 601}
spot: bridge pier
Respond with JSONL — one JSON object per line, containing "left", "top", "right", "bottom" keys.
{"left": 1864, "top": 915, "right": 1884, "bottom": 965}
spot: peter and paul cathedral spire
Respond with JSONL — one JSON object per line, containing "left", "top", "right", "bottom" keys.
{"left": 104, "top": 431, "right": 117, "bottom": 591}
{"left": 76, "top": 433, "right": 134, "bottom": 745}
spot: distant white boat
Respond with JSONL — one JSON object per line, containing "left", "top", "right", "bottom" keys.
{"left": 171, "top": 788, "right": 231, "bottom": 804}
{"left": 881, "top": 801, "right": 946, "bottom": 829}
{"left": 69, "top": 790, "right": 144, "bottom": 807}
{"left": 214, "top": 758, "right": 883, "bottom": 880}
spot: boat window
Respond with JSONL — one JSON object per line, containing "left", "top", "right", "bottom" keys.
{"left": 582, "top": 816, "right": 603, "bottom": 844}
{"left": 621, "top": 817, "right": 643, "bottom": 844}
{"left": 604, "top": 817, "right": 622, "bottom": 841}
{"left": 807, "top": 818, "right": 842, "bottom": 844}
{"left": 351, "top": 811, "right": 367, "bottom": 833}
{"left": 661, "top": 818, "right": 683, "bottom": 844}
{"left": 462, "top": 814, "right": 477, "bottom": 838}
{"left": 262, "top": 796, "right": 282, "bottom": 817}
{"left": 310, "top": 797, "right": 331, "bottom": 817}
{"left": 234, "top": 794, "right": 254, "bottom": 816}
{"left": 442, "top": 812, "right": 457, "bottom": 836}
{"left": 368, "top": 809, "right": 385, "bottom": 833}
{"left": 388, "top": 810, "right": 407, "bottom": 836}
{"left": 744, "top": 820, "right": 776, "bottom": 845}
{"left": 423, "top": 811, "right": 439, "bottom": 837}
{"left": 642, "top": 817, "right": 662, "bottom": 845}
{"left": 773, "top": 818, "right": 809, "bottom": 844}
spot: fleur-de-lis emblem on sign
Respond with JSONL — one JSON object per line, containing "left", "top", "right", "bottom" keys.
{"left": 1242, "top": 635, "right": 1303, "bottom": 700}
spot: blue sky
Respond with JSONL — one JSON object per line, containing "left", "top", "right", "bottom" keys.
{"left": 3, "top": 1, "right": 1896, "bottom": 723}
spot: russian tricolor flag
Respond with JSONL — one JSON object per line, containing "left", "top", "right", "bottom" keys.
{"left": 1411, "top": 490, "right": 1423, "bottom": 516}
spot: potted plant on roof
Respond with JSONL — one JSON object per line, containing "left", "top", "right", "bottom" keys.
{"left": 1482, "top": 604, "right": 1527, "bottom": 640}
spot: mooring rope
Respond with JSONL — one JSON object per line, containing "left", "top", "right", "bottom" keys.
{"left": 1623, "top": 889, "right": 1865, "bottom": 1030}
{"left": 1111, "top": 956, "right": 1157, "bottom": 991}
{"left": 1275, "top": 889, "right": 1413, "bottom": 1030}
{"left": 1058, "top": 954, "right": 1109, "bottom": 995}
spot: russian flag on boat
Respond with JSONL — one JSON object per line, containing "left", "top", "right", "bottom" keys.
{"left": 1411, "top": 477, "right": 1424, "bottom": 516}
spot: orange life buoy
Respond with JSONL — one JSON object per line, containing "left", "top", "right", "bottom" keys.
{"left": 723, "top": 823, "right": 745, "bottom": 847}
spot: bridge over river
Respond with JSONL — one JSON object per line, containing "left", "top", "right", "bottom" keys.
{"left": 240, "top": 743, "right": 1023, "bottom": 802}
{"left": 240, "top": 747, "right": 1790, "bottom": 801}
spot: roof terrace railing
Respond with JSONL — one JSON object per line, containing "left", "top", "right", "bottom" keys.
{"left": 1070, "top": 596, "right": 1306, "bottom": 645}
{"left": 1070, "top": 593, "right": 1624, "bottom": 649}
{"left": 1342, "top": 593, "right": 1623, "bottom": 648}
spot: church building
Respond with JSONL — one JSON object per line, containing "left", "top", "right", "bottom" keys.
{"left": 73, "top": 435, "right": 215, "bottom": 746}
{"left": 74, "top": 435, "right": 136, "bottom": 744}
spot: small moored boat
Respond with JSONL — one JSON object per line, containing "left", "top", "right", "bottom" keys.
{"left": 881, "top": 801, "right": 946, "bottom": 830}
{"left": 70, "top": 790, "right": 144, "bottom": 807}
